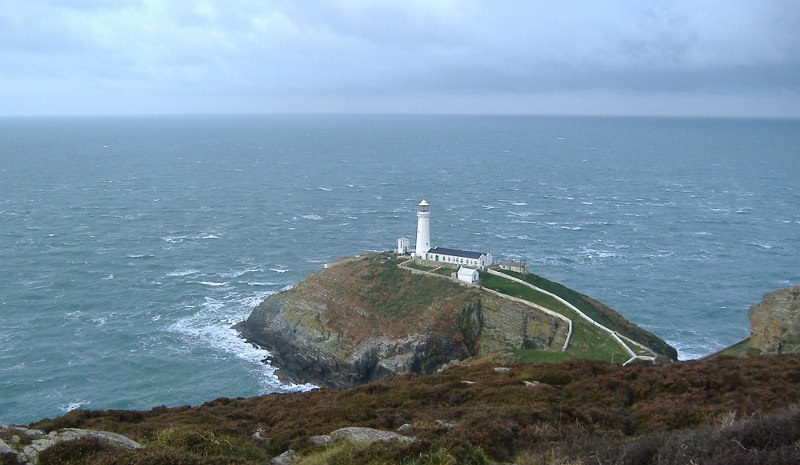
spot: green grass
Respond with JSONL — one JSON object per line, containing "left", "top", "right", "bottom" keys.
{"left": 484, "top": 269, "right": 678, "bottom": 361}
{"left": 479, "top": 272, "right": 630, "bottom": 363}
{"left": 495, "top": 270, "right": 633, "bottom": 335}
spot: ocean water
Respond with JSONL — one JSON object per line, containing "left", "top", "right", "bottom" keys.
{"left": 1, "top": 115, "right": 798, "bottom": 424}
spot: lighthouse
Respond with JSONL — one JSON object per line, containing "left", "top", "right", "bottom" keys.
{"left": 415, "top": 200, "right": 431, "bottom": 258}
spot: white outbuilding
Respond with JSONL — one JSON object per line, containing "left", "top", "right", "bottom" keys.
{"left": 397, "top": 237, "right": 411, "bottom": 255}
{"left": 457, "top": 267, "right": 480, "bottom": 283}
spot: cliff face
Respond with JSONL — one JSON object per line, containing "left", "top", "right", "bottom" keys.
{"left": 749, "top": 285, "right": 800, "bottom": 355}
{"left": 235, "top": 254, "right": 571, "bottom": 388}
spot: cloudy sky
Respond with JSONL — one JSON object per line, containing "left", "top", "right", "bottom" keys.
{"left": 2, "top": 0, "right": 798, "bottom": 117}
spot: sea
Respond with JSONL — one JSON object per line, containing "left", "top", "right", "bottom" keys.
{"left": 1, "top": 115, "right": 798, "bottom": 425}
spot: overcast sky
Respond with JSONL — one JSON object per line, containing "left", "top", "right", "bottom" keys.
{"left": 2, "top": 0, "right": 798, "bottom": 117}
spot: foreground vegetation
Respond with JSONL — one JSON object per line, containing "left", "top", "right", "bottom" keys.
{"left": 20, "top": 354, "right": 800, "bottom": 464}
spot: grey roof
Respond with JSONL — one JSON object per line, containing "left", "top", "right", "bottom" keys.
{"left": 427, "top": 247, "right": 486, "bottom": 259}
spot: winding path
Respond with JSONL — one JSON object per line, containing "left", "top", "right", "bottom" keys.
{"left": 486, "top": 269, "right": 657, "bottom": 365}
{"left": 397, "top": 257, "right": 658, "bottom": 364}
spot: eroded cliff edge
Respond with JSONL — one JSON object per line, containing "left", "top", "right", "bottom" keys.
{"left": 235, "top": 253, "right": 675, "bottom": 388}
{"left": 749, "top": 285, "right": 800, "bottom": 355}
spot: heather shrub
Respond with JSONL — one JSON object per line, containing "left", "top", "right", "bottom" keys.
{"left": 37, "top": 437, "right": 117, "bottom": 465}
{"left": 146, "top": 427, "right": 268, "bottom": 463}
{"left": 93, "top": 446, "right": 249, "bottom": 465}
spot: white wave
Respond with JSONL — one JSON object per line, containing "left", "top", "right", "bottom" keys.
{"left": 269, "top": 268, "right": 288, "bottom": 273}
{"left": 60, "top": 400, "right": 90, "bottom": 413}
{"left": 166, "top": 269, "right": 200, "bottom": 277}
{"left": 167, "top": 294, "right": 315, "bottom": 392}
{"left": 317, "top": 187, "right": 332, "bottom": 192}
{"left": 200, "top": 234, "right": 219, "bottom": 239}
{"left": 581, "top": 248, "right": 618, "bottom": 259}
{"left": 198, "top": 281, "right": 228, "bottom": 287}
{"left": 219, "top": 268, "right": 258, "bottom": 278}
{"left": 162, "top": 235, "right": 188, "bottom": 243}
{"left": 302, "top": 214, "right": 323, "bottom": 220}
{"left": 748, "top": 241, "right": 773, "bottom": 250}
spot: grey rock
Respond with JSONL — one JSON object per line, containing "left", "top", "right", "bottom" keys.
{"left": 396, "top": 423, "right": 413, "bottom": 432}
{"left": 270, "top": 449, "right": 300, "bottom": 465}
{"left": 436, "top": 420, "right": 458, "bottom": 429}
{"left": 494, "top": 367, "right": 511, "bottom": 373}
{"left": 309, "top": 434, "right": 332, "bottom": 444}
{"left": 749, "top": 286, "right": 800, "bottom": 354}
{"left": 1, "top": 425, "right": 141, "bottom": 465}
{"left": 0, "top": 438, "right": 13, "bottom": 455}
{"left": 330, "top": 427, "right": 416, "bottom": 443}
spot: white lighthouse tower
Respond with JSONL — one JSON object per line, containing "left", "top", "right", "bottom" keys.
{"left": 414, "top": 200, "right": 431, "bottom": 258}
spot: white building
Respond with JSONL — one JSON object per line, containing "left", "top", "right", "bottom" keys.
{"left": 457, "top": 267, "right": 479, "bottom": 283}
{"left": 424, "top": 246, "right": 493, "bottom": 269}
{"left": 403, "top": 199, "right": 492, "bottom": 269}
{"left": 397, "top": 237, "right": 410, "bottom": 255}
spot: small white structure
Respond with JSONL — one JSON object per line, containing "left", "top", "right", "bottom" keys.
{"left": 414, "top": 200, "right": 431, "bottom": 258}
{"left": 457, "top": 267, "right": 479, "bottom": 283}
{"left": 424, "top": 246, "right": 493, "bottom": 269}
{"left": 397, "top": 237, "right": 411, "bottom": 255}
{"left": 499, "top": 260, "right": 528, "bottom": 273}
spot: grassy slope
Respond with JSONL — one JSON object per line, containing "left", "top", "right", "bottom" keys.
{"left": 291, "top": 254, "right": 481, "bottom": 342}
{"left": 298, "top": 255, "right": 678, "bottom": 365}
{"left": 27, "top": 355, "right": 800, "bottom": 465}
{"left": 481, "top": 270, "right": 678, "bottom": 361}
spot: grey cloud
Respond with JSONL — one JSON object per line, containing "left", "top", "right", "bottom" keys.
{"left": 0, "top": 0, "right": 798, "bottom": 116}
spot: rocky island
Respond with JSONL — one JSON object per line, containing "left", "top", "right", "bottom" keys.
{"left": 235, "top": 252, "right": 678, "bottom": 389}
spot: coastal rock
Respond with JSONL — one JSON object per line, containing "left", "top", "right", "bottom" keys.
{"left": 0, "top": 425, "right": 141, "bottom": 465}
{"left": 749, "top": 286, "right": 800, "bottom": 355}
{"left": 236, "top": 253, "right": 675, "bottom": 388}
{"left": 235, "top": 254, "right": 569, "bottom": 388}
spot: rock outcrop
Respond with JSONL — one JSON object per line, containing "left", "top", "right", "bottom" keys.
{"left": 749, "top": 285, "right": 800, "bottom": 355}
{"left": 236, "top": 253, "right": 674, "bottom": 388}
{"left": 235, "top": 254, "right": 574, "bottom": 388}
{"left": 0, "top": 425, "right": 141, "bottom": 465}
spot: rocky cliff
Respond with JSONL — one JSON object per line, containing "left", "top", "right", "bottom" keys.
{"left": 235, "top": 253, "right": 671, "bottom": 388}
{"left": 749, "top": 285, "right": 800, "bottom": 355}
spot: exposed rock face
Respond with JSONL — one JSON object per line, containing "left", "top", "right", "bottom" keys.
{"left": 0, "top": 425, "right": 141, "bottom": 465}
{"left": 749, "top": 286, "right": 800, "bottom": 355}
{"left": 235, "top": 254, "right": 571, "bottom": 388}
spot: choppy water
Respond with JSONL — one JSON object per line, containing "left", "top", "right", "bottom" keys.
{"left": 1, "top": 115, "right": 798, "bottom": 424}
